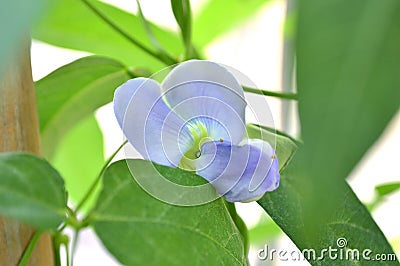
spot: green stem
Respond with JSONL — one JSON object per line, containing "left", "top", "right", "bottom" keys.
{"left": 65, "top": 241, "right": 70, "bottom": 266}
{"left": 243, "top": 86, "right": 298, "bottom": 100}
{"left": 80, "top": 0, "right": 178, "bottom": 65}
{"left": 70, "top": 229, "right": 80, "bottom": 266}
{"left": 75, "top": 140, "right": 128, "bottom": 212}
{"left": 18, "top": 231, "right": 43, "bottom": 266}
{"left": 53, "top": 234, "right": 62, "bottom": 266}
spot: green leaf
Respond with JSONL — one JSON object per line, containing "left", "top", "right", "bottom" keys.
{"left": 193, "top": 0, "right": 270, "bottom": 47}
{"left": 246, "top": 123, "right": 297, "bottom": 173}
{"left": 32, "top": 0, "right": 182, "bottom": 70}
{"left": 0, "top": 0, "right": 48, "bottom": 75}
{"left": 92, "top": 159, "right": 248, "bottom": 265}
{"left": 258, "top": 174, "right": 399, "bottom": 265}
{"left": 0, "top": 153, "right": 67, "bottom": 230}
{"left": 225, "top": 201, "right": 249, "bottom": 254}
{"left": 35, "top": 56, "right": 130, "bottom": 158}
{"left": 292, "top": 0, "right": 400, "bottom": 242}
{"left": 171, "top": 0, "right": 192, "bottom": 56}
{"left": 375, "top": 182, "right": 400, "bottom": 197}
{"left": 255, "top": 1, "right": 400, "bottom": 263}
{"left": 52, "top": 115, "right": 104, "bottom": 211}
{"left": 296, "top": 0, "right": 400, "bottom": 182}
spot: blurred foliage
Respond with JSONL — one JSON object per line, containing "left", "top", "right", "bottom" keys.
{"left": 52, "top": 115, "right": 105, "bottom": 212}
{"left": 248, "top": 217, "right": 281, "bottom": 245}
{"left": 192, "top": 0, "right": 271, "bottom": 46}
{"left": 258, "top": 0, "right": 400, "bottom": 264}
{"left": 32, "top": 0, "right": 182, "bottom": 70}
{"left": 0, "top": 0, "right": 48, "bottom": 77}
{"left": 171, "top": 0, "right": 193, "bottom": 58}
{"left": 294, "top": 0, "right": 400, "bottom": 235}
{"left": 375, "top": 182, "right": 400, "bottom": 197}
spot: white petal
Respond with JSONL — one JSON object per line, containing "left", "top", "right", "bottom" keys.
{"left": 161, "top": 60, "right": 247, "bottom": 144}
{"left": 113, "top": 78, "right": 192, "bottom": 167}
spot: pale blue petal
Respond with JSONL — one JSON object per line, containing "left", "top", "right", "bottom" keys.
{"left": 161, "top": 60, "right": 247, "bottom": 144}
{"left": 196, "top": 139, "right": 280, "bottom": 202}
{"left": 113, "top": 78, "right": 192, "bottom": 167}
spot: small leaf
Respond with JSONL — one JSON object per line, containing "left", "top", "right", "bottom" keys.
{"left": 375, "top": 182, "right": 400, "bottom": 197}
{"left": 246, "top": 123, "right": 297, "bottom": 172}
{"left": 92, "top": 159, "right": 248, "bottom": 265}
{"left": 171, "top": 0, "right": 192, "bottom": 56}
{"left": 0, "top": 153, "right": 67, "bottom": 230}
{"left": 35, "top": 56, "right": 131, "bottom": 158}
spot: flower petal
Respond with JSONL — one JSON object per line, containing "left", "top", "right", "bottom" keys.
{"left": 196, "top": 139, "right": 280, "bottom": 202}
{"left": 114, "top": 78, "right": 192, "bottom": 167}
{"left": 161, "top": 60, "right": 247, "bottom": 144}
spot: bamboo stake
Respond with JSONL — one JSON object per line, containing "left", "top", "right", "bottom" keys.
{"left": 0, "top": 41, "right": 54, "bottom": 265}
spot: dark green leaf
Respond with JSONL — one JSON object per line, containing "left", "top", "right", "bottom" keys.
{"left": 35, "top": 56, "right": 130, "bottom": 158}
{"left": 246, "top": 123, "right": 297, "bottom": 173}
{"left": 32, "top": 0, "right": 182, "bottom": 70}
{"left": 193, "top": 0, "right": 270, "bottom": 47}
{"left": 258, "top": 172, "right": 399, "bottom": 265}
{"left": 92, "top": 159, "right": 248, "bottom": 265}
{"left": 171, "top": 0, "right": 192, "bottom": 56}
{"left": 375, "top": 182, "right": 400, "bottom": 197}
{"left": 0, "top": 153, "right": 67, "bottom": 230}
{"left": 52, "top": 115, "right": 104, "bottom": 211}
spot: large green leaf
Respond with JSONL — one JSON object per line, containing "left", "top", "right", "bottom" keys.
{"left": 52, "top": 115, "right": 104, "bottom": 211}
{"left": 255, "top": 1, "right": 400, "bottom": 263}
{"left": 32, "top": 0, "right": 182, "bottom": 70}
{"left": 258, "top": 173, "right": 399, "bottom": 265}
{"left": 0, "top": 153, "right": 67, "bottom": 230}
{"left": 0, "top": 0, "right": 48, "bottom": 76}
{"left": 294, "top": 0, "right": 400, "bottom": 239}
{"left": 296, "top": 0, "right": 400, "bottom": 181}
{"left": 91, "top": 159, "right": 248, "bottom": 265}
{"left": 35, "top": 56, "right": 130, "bottom": 158}
{"left": 193, "top": 0, "right": 270, "bottom": 47}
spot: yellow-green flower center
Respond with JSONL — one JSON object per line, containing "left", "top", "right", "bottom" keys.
{"left": 179, "top": 121, "right": 212, "bottom": 171}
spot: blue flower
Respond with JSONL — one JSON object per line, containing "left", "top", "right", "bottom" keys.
{"left": 113, "top": 60, "right": 280, "bottom": 202}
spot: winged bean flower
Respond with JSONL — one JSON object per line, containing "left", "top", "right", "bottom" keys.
{"left": 113, "top": 60, "right": 280, "bottom": 202}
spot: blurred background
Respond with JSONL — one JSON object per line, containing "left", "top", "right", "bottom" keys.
{"left": 29, "top": 0, "right": 400, "bottom": 264}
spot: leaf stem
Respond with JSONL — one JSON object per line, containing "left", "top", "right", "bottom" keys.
{"left": 80, "top": 0, "right": 178, "bottom": 65}
{"left": 75, "top": 140, "right": 128, "bottom": 212}
{"left": 18, "top": 231, "right": 43, "bottom": 266}
{"left": 243, "top": 86, "right": 298, "bottom": 100}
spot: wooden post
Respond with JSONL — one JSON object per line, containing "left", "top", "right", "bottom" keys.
{"left": 0, "top": 42, "right": 54, "bottom": 265}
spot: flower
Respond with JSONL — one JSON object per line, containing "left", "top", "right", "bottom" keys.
{"left": 113, "top": 60, "right": 280, "bottom": 202}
